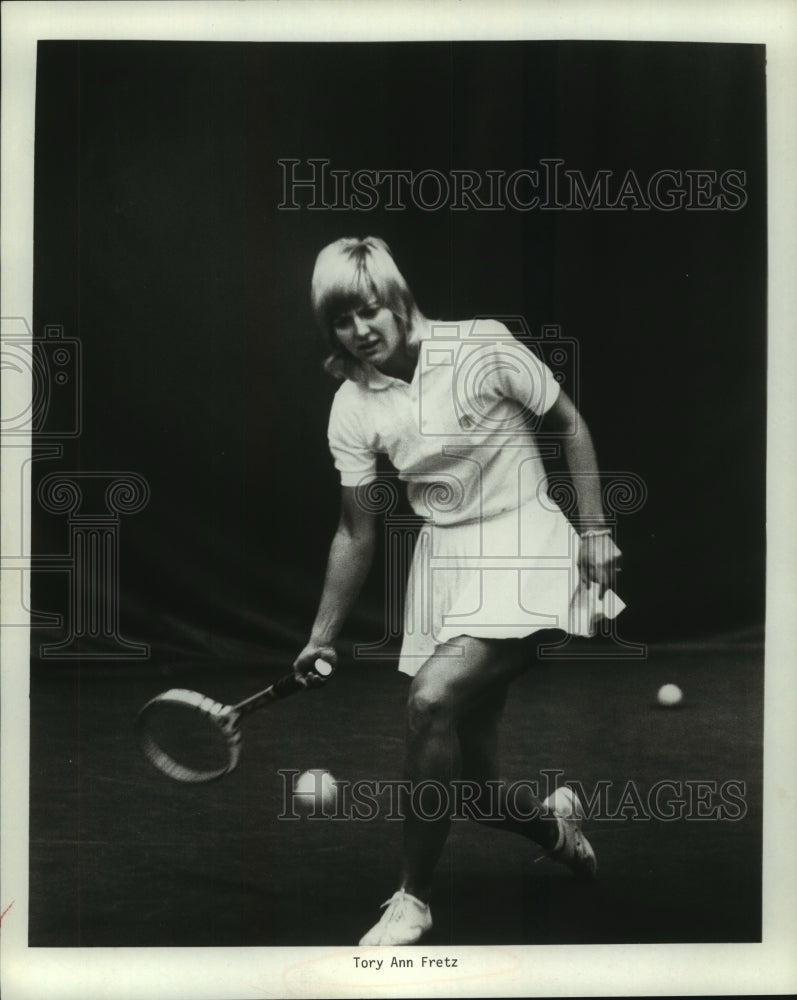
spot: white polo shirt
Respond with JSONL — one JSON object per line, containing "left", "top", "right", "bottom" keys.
{"left": 327, "top": 319, "right": 561, "bottom": 526}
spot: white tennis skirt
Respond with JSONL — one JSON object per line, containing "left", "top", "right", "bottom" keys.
{"left": 397, "top": 500, "right": 625, "bottom": 676}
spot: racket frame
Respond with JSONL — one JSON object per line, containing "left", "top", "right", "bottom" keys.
{"left": 136, "top": 659, "right": 332, "bottom": 784}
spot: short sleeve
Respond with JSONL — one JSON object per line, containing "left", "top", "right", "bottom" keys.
{"left": 327, "top": 385, "right": 378, "bottom": 487}
{"left": 483, "top": 324, "right": 561, "bottom": 416}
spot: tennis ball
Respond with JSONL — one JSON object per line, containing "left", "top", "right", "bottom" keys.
{"left": 657, "top": 683, "right": 683, "bottom": 707}
{"left": 294, "top": 769, "right": 337, "bottom": 812}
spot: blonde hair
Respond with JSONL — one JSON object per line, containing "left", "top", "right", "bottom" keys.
{"left": 311, "top": 236, "right": 421, "bottom": 381}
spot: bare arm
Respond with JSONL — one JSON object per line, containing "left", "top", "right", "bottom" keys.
{"left": 539, "top": 390, "right": 621, "bottom": 595}
{"left": 540, "top": 390, "right": 606, "bottom": 526}
{"left": 293, "top": 485, "right": 377, "bottom": 680}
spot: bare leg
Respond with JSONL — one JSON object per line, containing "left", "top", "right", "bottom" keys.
{"left": 458, "top": 676, "right": 559, "bottom": 845}
{"left": 399, "top": 634, "right": 554, "bottom": 901}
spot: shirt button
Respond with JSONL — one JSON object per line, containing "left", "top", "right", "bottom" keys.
{"left": 459, "top": 414, "right": 473, "bottom": 429}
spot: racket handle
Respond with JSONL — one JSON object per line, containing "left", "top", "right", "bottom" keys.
{"left": 313, "top": 658, "right": 333, "bottom": 677}
{"left": 236, "top": 659, "right": 335, "bottom": 715}
{"left": 273, "top": 658, "right": 333, "bottom": 697}
{"left": 270, "top": 672, "right": 306, "bottom": 700}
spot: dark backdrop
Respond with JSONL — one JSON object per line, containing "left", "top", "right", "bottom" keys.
{"left": 31, "top": 40, "right": 767, "bottom": 663}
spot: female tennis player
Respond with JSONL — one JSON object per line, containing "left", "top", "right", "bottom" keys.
{"left": 293, "top": 236, "right": 623, "bottom": 945}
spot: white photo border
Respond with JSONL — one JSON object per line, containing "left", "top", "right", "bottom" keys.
{"left": 2, "top": 2, "right": 795, "bottom": 998}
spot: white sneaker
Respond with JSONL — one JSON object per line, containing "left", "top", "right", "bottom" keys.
{"left": 543, "top": 785, "right": 584, "bottom": 823}
{"left": 542, "top": 786, "right": 597, "bottom": 879}
{"left": 359, "top": 889, "right": 432, "bottom": 945}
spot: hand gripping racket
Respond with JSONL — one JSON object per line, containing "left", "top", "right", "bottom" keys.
{"left": 136, "top": 659, "right": 333, "bottom": 784}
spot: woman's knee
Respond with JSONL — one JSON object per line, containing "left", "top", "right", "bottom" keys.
{"left": 406, "top": 677, "right": 454, "bottom": 734}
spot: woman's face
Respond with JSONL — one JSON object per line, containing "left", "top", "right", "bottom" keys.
{"left": 332, "top": 299, "right": 404, "bottom": 369}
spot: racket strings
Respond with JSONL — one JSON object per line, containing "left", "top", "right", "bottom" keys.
{"left": 137, "top": 694, "right": 239, "bottom": 783}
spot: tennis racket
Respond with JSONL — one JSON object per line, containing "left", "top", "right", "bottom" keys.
{"left": 136, "top": 658, "right": 333, "bottom": 784}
